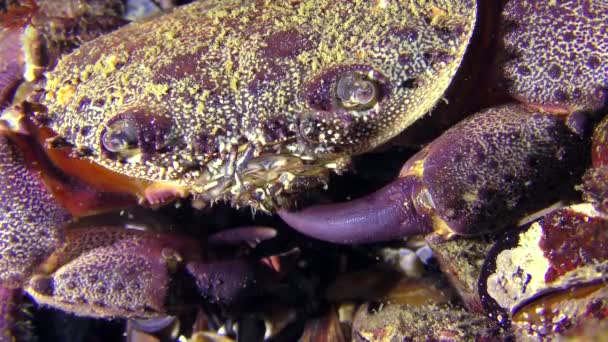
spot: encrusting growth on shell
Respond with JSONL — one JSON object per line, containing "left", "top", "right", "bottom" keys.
{"left": 40, "top": 0, "right": 477, "bottom": 210}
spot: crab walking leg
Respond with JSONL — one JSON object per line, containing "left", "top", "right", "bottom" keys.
{"left": 280, "top": 104, "right": 589, "bottom": 244}
{"left": 0, "top": 27, "right": 24, "bottom": 109}
{"left": 0, "top": 134, "right": 70, "bottom": 339}
{"left": 0, "top": 134, "right": 69, "bottom": 287}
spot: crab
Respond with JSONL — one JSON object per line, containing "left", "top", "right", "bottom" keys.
{"left": 0, "top": 121, "right": 283, "bottom": 340}
{"left": 0, "top": 0, "right": 607, "bottom": 340}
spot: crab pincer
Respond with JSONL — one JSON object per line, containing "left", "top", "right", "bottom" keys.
{"left": 279, "top": 104, "right": 588, "bottom": 243}
{"left": 26, "top": 226, "right": 276, "bottom": 319}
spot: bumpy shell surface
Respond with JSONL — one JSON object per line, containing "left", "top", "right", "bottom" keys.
{"left": 502, "top": 0, "right": 608, "bottom": 112}
{"left": 40, "top": 0, "right": 476, "bottom": 209}
{"left": 0, "top": 135, "right": 68, "bottom": 288}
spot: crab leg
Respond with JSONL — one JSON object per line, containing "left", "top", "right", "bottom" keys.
{"left": 279, "top": 104, "right": 589, "bottom": 244}
{"left": 0, "top": 134, "right": 69, "bottom": 288}
{"left": 0, "top": 0, "right": 127, "bottom": 88}
{"left": 0, "top": 130, "right": 277, "bottom": 325}
{"left": 0, "top": 133, "right": 70, "bottom": 340}
{"left": 25, "top": 225, "right": 278, "bottom": 319}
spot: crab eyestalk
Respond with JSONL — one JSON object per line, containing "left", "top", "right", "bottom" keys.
{"left": 279, "top": 104, "right": 589, "bottom": 244}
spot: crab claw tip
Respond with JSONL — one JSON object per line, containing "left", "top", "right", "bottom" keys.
{"left": 278, "top": 176, "right": 432, "bottom": 244}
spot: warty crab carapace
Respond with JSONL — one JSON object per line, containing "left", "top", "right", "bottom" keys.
{"left": 6, "top": 0, "right": 478, "bottom": 211}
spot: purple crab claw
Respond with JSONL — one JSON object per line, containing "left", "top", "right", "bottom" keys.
{"left": 25, "top": 226, "right": 277, "bottom": 319}
{"left": 25, "top": 227, "right": 197, "bottom": 318}
{"left": 279, "top": 176, "right": 431, "bottom": 244}
{"left": 279, "top": 104, "right": 588, "bottom": 244}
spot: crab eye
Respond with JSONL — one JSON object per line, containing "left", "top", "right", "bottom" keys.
{"left": 100, "top": 110, "right": 179, "bottom": 162}
{"left": 101, "top": 119, "right": 139, "bottom": 158}
{"left": 336, "top": 72, "right": 379, "bottom": 110}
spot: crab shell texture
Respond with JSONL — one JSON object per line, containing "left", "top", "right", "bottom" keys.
{"left": 37, "top": 0, "right": 476, "bottom": 210}
{"left": 501, "top": 0, "right": 608, "bottom": 113}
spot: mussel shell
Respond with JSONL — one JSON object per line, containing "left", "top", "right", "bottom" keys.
{"left": 479, "top": 203, "right": 608, "bottom": 329}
